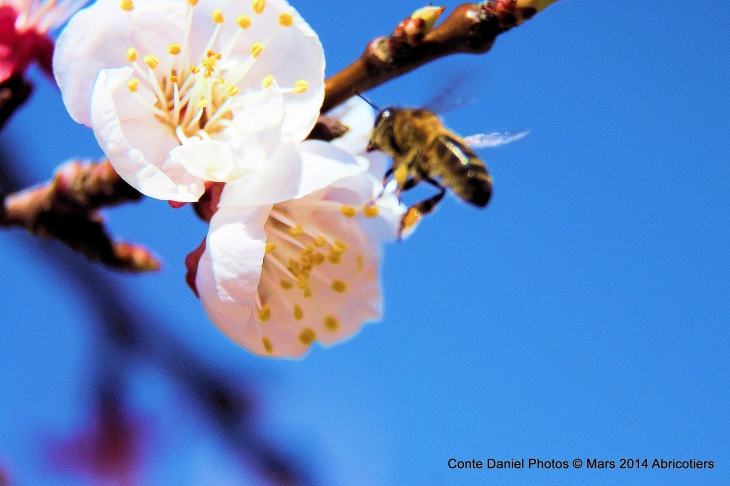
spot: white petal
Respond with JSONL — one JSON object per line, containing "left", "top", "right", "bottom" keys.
{"left": 54, "top": 0, "right": 185, "bottom": 126}
{"left": 170, "top": 139, "right": 254, "bottom": 182}
{"left": 197, "top": 204, "right": 272, "bottom": 348}
{"left": 328, "top": 97, "right": 377, "bottom": 155}
{"left": 220, "top": 140, "right": 367, "bottom": 207}
{"left": 91, "top": 67, "right": 204, "bottom": 201}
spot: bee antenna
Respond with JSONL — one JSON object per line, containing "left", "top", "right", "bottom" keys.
{"left": 355, "top": 92, "right": 380, "bottom": 111}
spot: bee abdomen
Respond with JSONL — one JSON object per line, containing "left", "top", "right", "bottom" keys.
{"left": 436, "top": 135, "right": 492, "bottom": 207}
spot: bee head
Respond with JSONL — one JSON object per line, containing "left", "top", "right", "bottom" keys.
{"left": 368, "top": 107, "right": 396, "bottom": 152}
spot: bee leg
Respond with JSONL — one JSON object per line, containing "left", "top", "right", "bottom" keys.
{"left": 398, "top": 184, "right": 446, "bottom": 238}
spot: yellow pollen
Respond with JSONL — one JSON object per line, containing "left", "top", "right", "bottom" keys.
{"left": 334, "top": 240, "right": 348, "bottom": 252}
{"left": 170, "top": 75, "right": 179, "bottom": 83}
{"left": 190, "top": 65, "right": 200, "bottom": 74}
{"left": 261, "top": 74, "right": 274, "bottom": 89}
{"left": 280, "top": 279, "right": 293, "bottom": 290}
{"left": 127, "top": 79, "right": 140, "bottom": 93}
{"left": 251, "top": 42, "right": 264, "bottom": 58}
{"left": 312, "top": 252, "right": 325, "bottom": 265}
{"left": 252, "top": 0, "right": 265, "bottom": 14}
{"left": 340, "top": 205, "right": 357, "bottom": 218}
{"left": 237, "top": 15, "right": 251, "bottom": 29}
{"left": 168, "top": 44, "right": 181, "bottom": 55}
{"left": 395, "top": 165, "right": 408, "bottom": 185}
{"left": 216, "top": 77, "right": 226, "bottom": 85}
{"left": 278, "top": 13, "right": 294, "bottom": 26}
{"left": 331, "top": 280, "right": 347, "bottom": 293}
{"left": 301, "top": 244, "right": 314, "bottom": 256}
{"left": 296, "top": 274, "right": 308, "bottom": 289}
{"left": 262, "top": 337, "right": 274, "bottom": 354}
{"left": 289, "top": 224, "right": 304, "bottom": 237}
{"left": 363, "top": 205, "right": 380, "bottom": 218}
{"left": 197, "top": 99, "right": 209, "bottom": 108}
{"left": 120, "top": 0, "right": 134, "bottom": 12}
{"left": 186, "top": 0, "right": 198, "bottom": 5}
{"left": 143, "top": 55, "right": 160, "bottom": 69}
{"left": 126, "top": 47, "right": 138, "bottom": 62}
{"left": 293, "top": 79, "right": 308, "bottom": 94}
{"left": 293, "top": 305, "right": 304, "bottom": 321}
{"left": 303, "top": 287, "right": 313, "bottom": 298}
{"left": 212, "top": 8, "right": 224, "bottom": 23}
{"left": 324, "top": 315, "right": 340, "bottom": 331}
{"left": 298, "top": 327, "right": 316, "bottom": 345}
{"left": 258, "top": 304, "right": 272, "bottom": 322}
{"left": 226, "top": 85, "right": 240, "bottom": 97}
{"left": 313, "top": 236, "right": 326, "bottom": 247}
{"left": 265, "top": 242, "right": 277, "bottom": 254}
{"left": 328, "top": 253, "right": 342, "bottom": 265}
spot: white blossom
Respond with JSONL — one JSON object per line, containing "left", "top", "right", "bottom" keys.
{"left": 53, "top": 0, "right": 324, "bottom": 202}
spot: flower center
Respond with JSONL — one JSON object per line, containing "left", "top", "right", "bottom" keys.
{"left": 120, "top": 0, "right": 309, "bottom": 143}
{"left": 251, "top": 201, "right": 377, "bottom": 355}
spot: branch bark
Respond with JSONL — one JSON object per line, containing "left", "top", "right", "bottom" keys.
{"left": 322, "top": 0, "right": 558, "bottom": 113}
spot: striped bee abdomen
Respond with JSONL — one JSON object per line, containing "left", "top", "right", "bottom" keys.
{"left": 434, "top": 135, "right": 493, "bottom": 207}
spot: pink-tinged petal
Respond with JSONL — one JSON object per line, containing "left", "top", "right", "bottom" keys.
{"left": 197, "top": 204, "right": 272, "bottom": 347}
{"left": 91, "top": 67, "right": 205, "bottom": 201}
{"left": 220, "top": 141, "right": 367, "bottom": 208}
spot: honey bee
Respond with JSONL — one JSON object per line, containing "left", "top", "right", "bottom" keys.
{"left": 367, "top": 107, "right": 502, "bottom": 235}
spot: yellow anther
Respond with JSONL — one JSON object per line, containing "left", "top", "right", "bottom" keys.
{"left": 340, "top": 205, "right": 357, "bottom": 218}
{"left": 252, "top": 0, "right": 265, "bottom": 14}
{"left": 143, "top": 55, "right": 160, "bottom": 69}
{"left": 126, "top": 47, "right": 138, "bottom": 62}
{"left": 197, "top": 99, "right": 209, "bottom": 108}
{"left": 289, "top": 224, "right": 304, "bottom": 237}
{"left": 293, "top": 305, "right": 304, "bottom": 321}
{"left": 170, "top": 75, "right": 179, "bottom": 83}
{"left": 127, "top": 78, "right": 140, "bottom": 93}
{"left": 168, "top": 44, "right": 181, "bottom": 55}
{"left": 293, "top": 79, "right": 308, "bottom": 94}
{"left": 324, "top": 315, "right": 340, "bottom": 331}
{"left": 262, "top": 337, "right": 273, "bottom": 354}
{"left": 250, "top": 42, "right": 264, "bottom": 58}
{"left": 312, "top": 252, "right": 325, "bottom": 265}
{"left": 356, "top": 254, "right": 364, "bottom": 272}
{"left": 363, "top": 205, "right": 380, "bottom": 218}
{"left": 334, "top": 240, "right": 348, "bottom": 252}
{"left": 212, "top": 8, "right": 224, "bottom": 23}
{"left": 296, "top": 274, "right": 308, "bottom": 289}
{"left": 190, "top": 65, "right": 201, "bottom": 74}
{"left": 280, "top": 279, "right": 293, "bottom": 290}
{"left": 203, "top": 71, "right": 211, "bottom": 79}
{"left": 265, "top": 242, "right": 277, "bottom": 254}
{"left": 313, "top": 236, "right": 326, "bottom": 247}
{"left": 331, "top": 280, "right": 347, "bottom": 293}
{"left": 120, "top": 0, "right": 134, "bottom": 12}
{"left": 394, "top": 165, "right": 408, "bottom": 185}
{"left": 258, "top": 304, "right": 272, "bottom": 322}
{"left": 226, "top": 85, "right": 240, "bottom": 97}
{"left": 328, "top": 253, "right": 342, "bottom": 265}
{"left": 301, "top": 244, "right": 314, "bottom": 256}
{"left": 237, "top": 14, "right": 251, "bottom": 29}
{"left": 298, "top": 327, "right": 316, "bottom": 345}
{"left": 278, "top": 13, "right": 294, "bottom": 26}
{"left": 261, "top": 74, "right": 274, "bottom": 89}
{"left": 303, "top": 287, "right": 313, "bottom": 298}
{"left": 186, "top": 0, "right": 198, "bottom": 5}
{"left": 216, "top": 77, "right": 226, "bottom": 85}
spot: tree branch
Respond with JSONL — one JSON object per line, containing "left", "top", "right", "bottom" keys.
{"left": 321, "top": 0, "right": 558, "bottom": 113}
{"left": 0, "top": 159, "right": 159, "bottom": 272}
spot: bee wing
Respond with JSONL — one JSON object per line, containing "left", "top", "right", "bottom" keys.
{"left": 462, "top": 130, "right": 530, "bottom": 148}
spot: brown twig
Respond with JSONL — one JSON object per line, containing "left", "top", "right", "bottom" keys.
{"left": 0, "top": 159, "right": 159, "bottom": 271}
{"left": 321, "top": 0, "right": 557, "bottom": 113}
{"left": 0, "top": 77, "right": 32, "bottom": 130}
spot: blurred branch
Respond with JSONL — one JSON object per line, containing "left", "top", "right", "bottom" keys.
{"left": 0, "top": 77, "right": 31, "bottom": 130}
{"left": 0, "top": 159, "right": 159, "bottom": 272}
{"left": 322, "top": 0, "right": 558, "bottom": 113}
{"left": 0, "top": 145, "right": 312, "bottom": 485}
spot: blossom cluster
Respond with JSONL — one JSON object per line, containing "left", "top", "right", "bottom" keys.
{"left": 40, "top": 0, "right": 404, "bottom": 357}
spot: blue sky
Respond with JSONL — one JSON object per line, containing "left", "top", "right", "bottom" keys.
{"left": 0, "top": 1, "right": 728, "bottom": 485}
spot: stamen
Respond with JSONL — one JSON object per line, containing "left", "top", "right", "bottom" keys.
{"left": 143, "top": 55, "right": 160, "bottom": 69}
{"left": 262, "top": 337, "right": 274, "bottom": 354}
{"left": 289, "top": 224, "right": 304, "bottom": 237}
{"left": 258, "top": 304, "right": 272, "bottom": 322}
{"left": 186, "top": 0, "right": 198, "bottom": 5}
{"left": 324, "top": 315, "right": 340, "bottom": 331}
{"left": 340, "top": 205, "right": 357, "bottom": 218}
{"left": 278, "top": 13, "right": 294, "bottom": 26}
{"left": 298, "top": 328, "right": 316, "bottom": 345}
{"left": 127, "top": 78, "right": 140, "bottom": 92}
{"left": 363, "top": 205, "right": 380, "bottom": 218}
{"left": 168, "top": 44, "right": 181, "bottom": 55}
{"left": 212, "top": 8, "right": 224, "bottom": 24}
{"left": 293, "top": 79, "right": 308, "bottom": 94}
{"left": 237, "top": 15, "right": 251, "bottom": 28}
{"left": 126, "top": 47, "right": 138, "bottom": 62}
{"left": 225, "top": 85, "right": 240, "bottom": 97}
{"left": 252, "top": 0, "right": 265, "bottom": 14}
{"left": 331, "top": 280, "right": 347, "bottom": 293}
{"left": 250, "top": 42, "right": 264, "bottom": 58}
{"left": 293, "top": 305, "right": 304, "bottom": 321}
{"left": 120, "top": 0, "right": 134, "bottom": 12}
{"left": 265, "top": 242, "right": 277, "bottom": 254}
{"left": 261, "top": 74, "right": 274, "bottom": 89}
